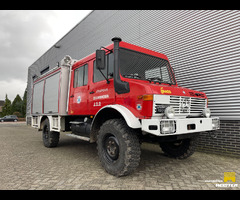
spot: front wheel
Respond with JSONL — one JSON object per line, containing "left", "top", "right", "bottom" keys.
{"left": 160, "top": 135, "right": 199, "bottom": 159}
{"left": 97, "top": 119, "right": 141, "bottom": 177}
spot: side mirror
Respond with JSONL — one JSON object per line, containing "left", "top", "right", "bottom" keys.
{"left": 96, "top": 49, "right": 106, "bottom": 70}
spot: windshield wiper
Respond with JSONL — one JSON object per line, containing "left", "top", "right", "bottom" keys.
{"left": 146, "top": 77, "right": 162, "bottom": 83}
{"left": 123, "top": 74, "right": 141, "bottom": 79}
{"left": 146, "top": 77, "right": 172, "bottom": 86}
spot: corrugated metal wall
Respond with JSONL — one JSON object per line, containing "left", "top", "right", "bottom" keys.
{"left": 27, "top": 10, "right": 240, "bottom": 120}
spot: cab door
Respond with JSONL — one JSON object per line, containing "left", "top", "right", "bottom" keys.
{"left": 68, "top": 63, "right": 89, "bottom": 115}
{"left": 88, "top": 53, "right": 115, "bottom": 115}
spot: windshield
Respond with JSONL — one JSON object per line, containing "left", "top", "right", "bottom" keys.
{"left": 119, "top": 48, "right": 176, "bottom": 85}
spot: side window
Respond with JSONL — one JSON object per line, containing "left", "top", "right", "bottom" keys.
{"left": 77, "top": 66, "right": 84, "bottom": 87}
{"left": 93, "top": 60, "right": 106, "bottom": 82}
{"left": 84, "top": 64, "right": 88, "bottom": 85}
{"left": 93, "top": 53, "right": 114, "bottom": 83}
{"left": 74, "top": 64, "right": 88, "bottom": 88}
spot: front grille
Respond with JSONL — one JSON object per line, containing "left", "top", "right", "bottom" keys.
{"left": 170, "top": 96, "right": 206, "bottom": 117}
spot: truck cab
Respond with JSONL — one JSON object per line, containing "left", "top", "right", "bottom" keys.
{"left": 31, "top": 37, "right": 220, "bottom": 177}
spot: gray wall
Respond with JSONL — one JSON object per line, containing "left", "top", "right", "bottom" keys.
{"left": 27, "top": 10, "right": 240, "bottom": 120}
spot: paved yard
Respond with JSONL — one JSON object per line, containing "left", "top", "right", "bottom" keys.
{"left": 0, "top": 122, "right": 239, "bottom": 190}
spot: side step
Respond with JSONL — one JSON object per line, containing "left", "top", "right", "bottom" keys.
{"left": 66, "top": 134, "right": 90, "bottom": 142}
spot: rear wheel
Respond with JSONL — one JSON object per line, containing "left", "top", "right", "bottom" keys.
{"left": 97, "top": 119, "right": 141, "bottom": 177}
{"left": 160, "top": 136, "right": 199, "bottom": 159}
{"left": 42, "top": 119, "right": 59, "bottom": 148}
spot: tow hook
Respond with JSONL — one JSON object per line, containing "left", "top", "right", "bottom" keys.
{"left": 208, "top": 130, "right": 218, "bottom": 139}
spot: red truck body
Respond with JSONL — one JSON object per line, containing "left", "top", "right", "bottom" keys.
{"left": 31, "top": 38, "right": 219, "bottom": 176}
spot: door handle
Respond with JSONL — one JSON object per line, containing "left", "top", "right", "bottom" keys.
{"left": 70, "top": 95, "right": 74, "bottom": 98}
{"left": 89, "top": 91, "right": 95, "bottom": 94}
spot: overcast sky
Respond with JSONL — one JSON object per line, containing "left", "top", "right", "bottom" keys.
{"left": 0, "top": 10, "right": 92, "bottom": 101}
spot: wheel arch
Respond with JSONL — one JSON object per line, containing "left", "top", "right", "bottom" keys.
{"left": 39, "top": 116, "right": 48, "bottom": 130}
{"left": 90, "top": 105, "right": 141, "bottom": 143}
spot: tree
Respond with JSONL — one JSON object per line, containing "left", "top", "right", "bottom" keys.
{"left": 12, "top": 94, "right": 23, "bottom": 117}
{"left": 2, "top": 94, "right": 12, "bottom": 116}
{"left": 22, "top": 89, "right": 27, "bottom": 117}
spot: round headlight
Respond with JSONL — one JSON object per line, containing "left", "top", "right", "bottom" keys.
{"left": 165, "top": 106, "right": 175, "bottom": 119}
{"left": 203, "top": 108, "right": 211, "bottom": 118}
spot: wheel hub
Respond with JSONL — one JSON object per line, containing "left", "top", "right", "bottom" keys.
{"left": 104, "top": 135, "right": 119, "bottom": 161}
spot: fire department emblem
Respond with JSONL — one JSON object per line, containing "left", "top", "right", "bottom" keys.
{"left": 77, "top": 96, "right": 81, "bottom": 104}
{"left": 136, "top": 104, "right": 142, "bottom": 110}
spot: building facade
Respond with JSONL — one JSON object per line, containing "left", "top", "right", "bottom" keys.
{"left": 27, "top": 10, "right": 240, "bottom": 156}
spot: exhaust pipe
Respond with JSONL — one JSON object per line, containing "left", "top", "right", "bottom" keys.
{"left": 112, "top": 37, "right": 130, "bottom": 94}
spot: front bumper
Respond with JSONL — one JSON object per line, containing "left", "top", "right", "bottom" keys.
{"left": 142, "top": 117, "right": 220, "bottom": 136}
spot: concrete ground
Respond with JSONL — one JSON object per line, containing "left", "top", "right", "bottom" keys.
{"left": 0, "top": 122, "right": 239, "bottom": 190}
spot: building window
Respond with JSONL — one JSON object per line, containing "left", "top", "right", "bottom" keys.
{"left": 32, "top": 74, "right": 38, "bottom": 81}
{"left": 40, "top": 66, "right": 50, "bottom": 75}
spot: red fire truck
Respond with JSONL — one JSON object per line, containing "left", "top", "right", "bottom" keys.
{"left": 31, "top": 37, "right": 220, "bottom": 176}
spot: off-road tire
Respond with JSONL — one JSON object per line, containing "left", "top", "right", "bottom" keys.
{"left": 97, "top": 119, "right": 141, "bottom": 177}
{"left": 160, "top": 136, "right": 199, "bottom": 159}
{"left": 42, "top": 119, "right": 59, "bottom": 148}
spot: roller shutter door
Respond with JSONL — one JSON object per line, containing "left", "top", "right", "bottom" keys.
{"left": 32, "top": 80, "right": 44, "bottom": 114}
{"left": 43, "top": 72, "right": 60, "bottom": 114}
